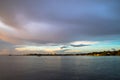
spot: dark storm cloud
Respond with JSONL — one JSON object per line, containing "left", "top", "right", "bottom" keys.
{"left": 70, "top": 44, "right": 89, "bottom": 47}
{"left": 0, "top": 0, "right": 120, "bottom": 44}
{"left": 60, "top": 44, "right": 90, "bottom": 49}
{"left": 60, "top": 46, "right": 68, "bottom": 49}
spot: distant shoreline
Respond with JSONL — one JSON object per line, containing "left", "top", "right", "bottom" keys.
{"left": 1, "top": 50, "right": 120, "bottom": 56}
{"left": 1, "top": 55, "right": 120, "bottom": 56}
{"left": 1, "top": 50, "right": 119, "bottom": 56}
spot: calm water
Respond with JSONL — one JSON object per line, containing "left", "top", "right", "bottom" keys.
{"left": 0, "top": 56, "right": 120, "bottom": 80}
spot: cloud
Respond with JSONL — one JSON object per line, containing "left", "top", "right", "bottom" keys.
{"left": 70, "top": 44, "right": 89, "bottom": 47}
{"left": 0, "top": 0, "right": 120, "bottom": 45}
{"left": 70, "top": 41, "right": 99, "bottom": 45}
{"left": 0, "top": 40, "right": 15, "bottom": 50}
{"left": 60, "top": 41, "right": 98, "bottom": 50}
{"left": 60, "top": 46, "right": 68, "bottom": 49}
{"left": 0, "top": 40, "right": 16, "bottom": 55}
{"left": 69, "top": 41, "right": 99, "bottom": 48}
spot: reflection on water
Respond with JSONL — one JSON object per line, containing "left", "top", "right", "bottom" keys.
{"left": 0, "top": 56, "right": 120, "bottom": 80}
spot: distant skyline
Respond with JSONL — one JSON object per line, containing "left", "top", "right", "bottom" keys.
{"left": 0, "top": 0, "right": 120, "bottom": 54}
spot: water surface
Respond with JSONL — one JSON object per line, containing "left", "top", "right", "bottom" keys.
{"left": 0, "top": 56, "right": 120, "bottom": 80}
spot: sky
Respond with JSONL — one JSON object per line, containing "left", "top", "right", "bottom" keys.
{"left": 0, "top": 0, "right": 120, "bottom": 54}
